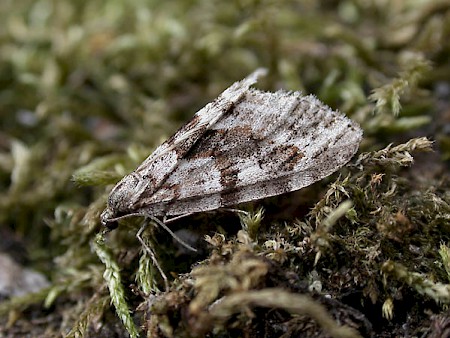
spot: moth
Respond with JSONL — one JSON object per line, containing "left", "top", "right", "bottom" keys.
{"left": 101, "top": 69, "right": 362, "bottom": 230}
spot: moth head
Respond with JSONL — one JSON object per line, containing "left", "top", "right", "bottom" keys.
{"left": 101, "top": 173, "right": 141, "bottom": 229}
{"left": 100, "top": 208, "right": 118, "bottom": 230}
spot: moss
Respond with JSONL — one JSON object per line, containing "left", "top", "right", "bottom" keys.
{"left": 0, "top": 1, "right": 449, "bottom": 337}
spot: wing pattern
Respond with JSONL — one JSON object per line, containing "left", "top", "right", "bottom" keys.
{"left": 102, "top": 69, "right": 362, "bottom": 225}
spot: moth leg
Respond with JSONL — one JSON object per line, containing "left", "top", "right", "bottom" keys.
{"left": 137, "top": 222, "right": 169, "bottom": 290}
{"left": 220, "top": 208, "right": 249, "bottom": 216}
{"left": 149, "top": 215, "right": 197, "bottom": 253}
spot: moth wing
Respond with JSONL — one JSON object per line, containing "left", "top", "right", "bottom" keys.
{"left": 136, "top": 89, "right": 362, "bottom": 216}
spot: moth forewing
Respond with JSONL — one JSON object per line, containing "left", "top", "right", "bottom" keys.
{"left": 101, "top": 69, "right": 362, "bottom": 229}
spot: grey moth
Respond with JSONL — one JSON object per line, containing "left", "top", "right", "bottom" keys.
{"left": 101, "top": 69, "right": 362, "bottom": 229}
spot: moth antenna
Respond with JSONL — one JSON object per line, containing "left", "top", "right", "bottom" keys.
{"left": 164, "top": 213, "right": 195, "bottom": 223}
{"left": 137, "top": 222, "right": 169, "bottom": 290}
{"left": 148, "top": 215, "right": 198, "bottom": 253}
{"left": 106, "top": 212, "right": 144, "bottom": 224}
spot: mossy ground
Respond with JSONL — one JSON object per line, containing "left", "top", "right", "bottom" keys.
{"left": 0, "top": 1, "right": 449, "bottom": 337}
